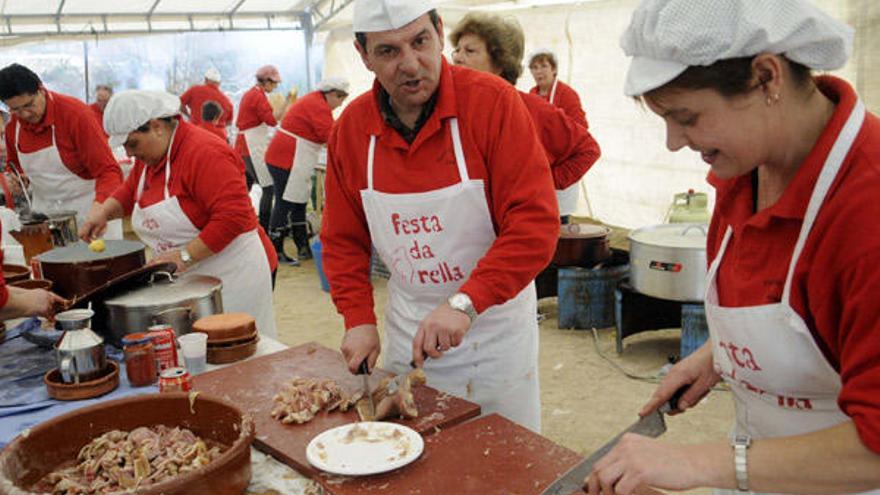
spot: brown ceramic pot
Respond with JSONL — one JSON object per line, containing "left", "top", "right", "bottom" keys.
{"left": 553, "top": 224, "right": 612, "bottom": 268}
{"left": 2, "top": 264, "right": 30, "bottom": 284}
{"left": 207, "top": 336, "right": 259, "bottom": 365}
{"left": 0, "top": 393, "right": 255, "bottom": 495}
{"left": 44, "top": 361, "right": 119, "bottom": 401}
{"left": 193, "top": 313, "right": 257, "bottom": 342}
{"left": 36, "top": 240, "right": 146, "bottom": 300}
{"left": 10, "top": 279, "right": 53, "bottom": 291}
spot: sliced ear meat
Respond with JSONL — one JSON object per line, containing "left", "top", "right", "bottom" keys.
{"left": 357, "top": 368, "right": 427, "bottom": 422}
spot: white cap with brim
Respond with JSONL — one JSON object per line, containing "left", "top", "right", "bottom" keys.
{"left": 204, "top": 68, "right": 221, "bottom": 82}
{"left": 620, "top": 0, "right": 854, "bottom": 96}
{"left": 104, "top": 90, "right": 181, "bottom": 148}
{"left": 353, "top": 0, "right": 434, "bottom": 33}
{"left": 316, "top": 77, "right": 350, "bottom": 94}
{"left": 527, "top": 47, "right": 556, "bottom": 64}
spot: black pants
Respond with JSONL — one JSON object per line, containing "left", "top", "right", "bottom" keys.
{"left": 243, "top": 155, "right": 273, "bottom": 232}
{"left": 267, "top": 164, "right": 296, "bottom": 232}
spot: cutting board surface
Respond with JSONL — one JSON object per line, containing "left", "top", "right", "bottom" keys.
{"left": 317, "top": 413, "right": 583, "bottom": 495}
{"left": 192, "top": 342, "right": 480, "bottom": 474}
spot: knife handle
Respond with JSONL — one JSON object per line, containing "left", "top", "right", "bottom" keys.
{"left": 358, "top": 358, "right": 370, "bottom": 375}
{"left": 666, "top": 384, "right": 689, "bottom": 412}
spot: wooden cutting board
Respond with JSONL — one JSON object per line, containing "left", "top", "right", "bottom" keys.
{"left": 191, "top": 342, "right": 481, "bottom": 475}
{"left": 315, "top": 413, "right": 584, "bottom": 495}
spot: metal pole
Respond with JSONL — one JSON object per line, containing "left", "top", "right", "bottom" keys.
{"left": 83, "top": 40, "right": 90, "bottom": 102}
{"left": 302, "top": 13, "right": 313, "bottom": 91}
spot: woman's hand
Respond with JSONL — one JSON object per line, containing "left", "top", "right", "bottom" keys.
{"left": 640, "top": 342, "right": 720, "bottom": 417}
{"left": 151, "top": 250, "right": 188, "bottom": 273}
{"left": 79, "top": 204, "right": 109, "bottom": 241}
{"left": 0, "top": 287, "right": 68, "bottom": 320}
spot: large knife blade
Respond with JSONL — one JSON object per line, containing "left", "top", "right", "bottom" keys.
{"left": 540, "top": 388, "right": 687, "bottom": 495}
{"left": 358, "top": 359, "right": 375, "bottom": 419}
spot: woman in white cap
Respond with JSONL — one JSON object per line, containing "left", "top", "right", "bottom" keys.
{"left": 585, "top": 1, "right": 880, "bottom": 494}
{"left": 235, "top": 65, "right": 282, "bottom": 233}
{"left": 265, "top": 77, "right": 349, "bottom": 263}
{"left": 80, "top": 90, "right": 277, "bottom": 338}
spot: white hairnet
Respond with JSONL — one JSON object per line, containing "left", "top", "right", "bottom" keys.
{"left": 353, "top": 0, "right": 434, "bottom": 33}
{"left": 316, "top": 77, "right": 350, "bottom": 94}
{"left": 204, "top": 68, "right": 222, "bottom": 82}
{"left": 527, "top": 47, "right": 556, "bottom": 65}
{"left": 104, "top": 90, "right": 181, "bottom": 148}
{"left": 620, "top": 0, "right": 854, "bottom": 96}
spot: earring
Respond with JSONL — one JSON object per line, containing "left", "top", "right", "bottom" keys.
{"left": 766, "top": 93, "right": 780, "bottom": 106}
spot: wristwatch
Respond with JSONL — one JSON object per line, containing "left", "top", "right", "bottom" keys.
{"left": 180, "top": 248, "right": 195, "bottom": 268}
{"left": 732, "top": 434, "right": 751, "bottom": 492}
{"left": 447, "top": 292, "right": 477, "bottom": 323}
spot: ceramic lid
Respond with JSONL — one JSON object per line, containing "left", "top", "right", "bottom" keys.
{"left": 103, "top": 272, "right": 222, "bottom": 309}
{"left": 628, "top": 223, "right": 708, "bottom": 249}
{"left": 37, "top": 240, "right": 145, "bottom": 263}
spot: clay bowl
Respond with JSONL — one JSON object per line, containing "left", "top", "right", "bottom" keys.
{"left": 207, "top": 335, "right": 259, "bottom": 365}
{"left": 44, "top": 361, "right": 120, "bottom": 401}
{"left": 204, "top": 328, "right": 258, "bottom": 346}
{"left": 193, "top": 313, "right": 257, "bottom": 343}
{"left": 2, "top": 264, "right": 30, "bottom": 284}
{"left": 10, "top": 278, "right": 53, "bottom": 291}
{"left": 0, "top": 393, "right": 255, "bottom": 495}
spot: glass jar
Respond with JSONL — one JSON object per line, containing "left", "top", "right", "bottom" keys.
{"left": 122, "top": 332, "right": 158, "bottom": 387}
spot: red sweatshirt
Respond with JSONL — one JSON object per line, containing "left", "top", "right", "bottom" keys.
{"left": 112, "top": 120, "right": 276, "bottom": 271}
{"left": 530, "top": 79, "right": 588, "bottom": 128}
{"left": 322, "top": 59, "right": 559, "bottom": 329}
{"left": 707, "top": 76, "right": 880, "bottom": 453}
{"left": 5, "top": 90, "right": 123, "bottom": 202}
{"left": 180, "top": 83, "right": 234, "bottom": 127}
{"left": 265, "top": 91, "right": 333, "bottom": 170}
{"left": 234, "top": 86, "right": 277, "bottom": 158}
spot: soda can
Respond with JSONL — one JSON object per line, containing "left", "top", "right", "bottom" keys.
{"left": 147, "top": 324, "right": 179, "bottom": 373}
{"left": 159, "top": 367, "right": 192, "bottom": 393}
{"left": 30, "top": 257, "right": 43, "bottom": 280}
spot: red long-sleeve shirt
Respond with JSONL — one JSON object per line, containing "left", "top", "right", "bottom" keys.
{"left": 112, "top": 120, "right": 275, "bottom": 271}
{"left": 180, "top": 83, "right": 234, "bottom": 127}
{"left": 322, "top": 59, "right": 559, "bottom": 329}
{"left": 530, "top": 79, "right": 588, "bottom": 128}
{"left": 707, "top": 76, "right": 880, "bottom": 453}
{"left": 519, "top": 91, "right": 600, "bottom": 190}
{"left": 234, "top": 86, "right": 277, "bottom": 158}
{"left": 265, "top": 91, "right": 333, "bottom": 170}
{"left": 5, "top": 90, "right": 123, "bottom": 202}
{"left": 197, "top": 121, "right": 229, "bottom": 142}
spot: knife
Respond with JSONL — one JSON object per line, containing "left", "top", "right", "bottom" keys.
{"left": 358, "top": 359, "right": 375, "bottom": 420}
{"left": 540, "top": 387, "right": 688, "bottom": 495}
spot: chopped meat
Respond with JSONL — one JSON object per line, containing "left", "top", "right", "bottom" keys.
{"left": 357, "top": 369, "right": 427, "bottom": 422}
{"left": 271, "top": 377, "right": 362, "bottom": 425}
{"left": 33, "top": 425, "right": 224, "bottom": 494}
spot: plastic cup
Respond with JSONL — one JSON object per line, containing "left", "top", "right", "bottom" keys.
{"left": 177, "top": 333, "right": 208, "bottom": 375}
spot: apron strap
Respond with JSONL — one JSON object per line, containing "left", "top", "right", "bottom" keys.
{"left": 366, "top": 135, "right": 377, "bottom": 191}
{"left": 136, "top": 123, "right": 179, "bottom": 203}
{"left": 448, "top": 118, "right": 470, "bottom": 182}
{"left": 549, "top": 78, "right": 558, "bottom": 105}
{"left": 782, "top": 100, "right": 866, "bottom": 304}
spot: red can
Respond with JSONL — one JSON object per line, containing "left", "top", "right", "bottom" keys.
{"left": 147, "top": 324, "right": 179, "bottom": 372}
{"left": 30, "top": 258, "right": 43, "bottom": 280}
{"left": 159, "top": 367, "right": 192, "bottom": 393}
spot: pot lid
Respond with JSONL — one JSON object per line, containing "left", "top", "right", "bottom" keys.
{"left": 44, "top": 210, "right": 78, "bottom": 220}
{"left": 37, "top": 240, "right": 145, "bottom": 263}
{"left": 628, "top": 223, "right": 708, "bottom": 249}
{"left": 103, "top": 272, "right": 222, "bottom": 308}
{"left": 559, "top": 224, "right": 611, "bottom": 239}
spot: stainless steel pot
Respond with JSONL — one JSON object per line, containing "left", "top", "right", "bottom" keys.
{"left": 45, "top": 210, "right": 79, "bottom": 247}
{"left": 54, "top": 310, "right": 106, "bottom": 384}
{"left": 628, "top": 223, "right": 707, "bottom": 302}
{"left": 101, "top": 271, "right": 223, "bottom": 346}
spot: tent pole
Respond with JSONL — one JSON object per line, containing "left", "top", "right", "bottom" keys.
{"left": 302, "top": 13, "right": 314, "bottom": 91}
{"left": 83, "top": 40, "right": 90, "bottom": 102}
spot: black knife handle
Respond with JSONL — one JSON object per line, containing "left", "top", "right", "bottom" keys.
{"left": 358, "top": 358, "right": 370, "bottom": 375}
{"left": 667, "top": 384, "right": 690, "bottom": 412}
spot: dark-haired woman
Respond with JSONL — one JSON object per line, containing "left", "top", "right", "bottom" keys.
{"left": 584, "top": 1, "right": 880, "bottom": 494}
{"left": 80, "top": 90, "right": 277, "bottom": 338}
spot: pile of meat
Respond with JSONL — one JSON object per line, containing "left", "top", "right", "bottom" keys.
{"left": 35, "top": 425, "right": 223, "bottom": 494}
{"left": 271, "top": 377, "right": 362, "bottom": 424}
{"left": 356, "top": 368, "right": 426, "bottom": 422}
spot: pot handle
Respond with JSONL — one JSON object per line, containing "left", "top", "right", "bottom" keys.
{"left": 680, "top": 224, "right": 707, "bottom": 236}
{"left": 149, "top": 271, "right": 175, "bottom": 285}
{"left": 153, "top": 306, "right": 193, "bottom": 325}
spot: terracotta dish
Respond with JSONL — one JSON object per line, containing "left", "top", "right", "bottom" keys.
{"left": 10, "top": 279, "right": 53, "bottom": 290}
{"left": 44, "top": 361, "right": 119, "bottom": 401}
{"left": 0, "top": 393, "right": 255, "bottom": 495}
{"left": 2, "top": 264, "right": 30, "bottom": 284}
{"left": 207, "top": 335, "right": 259, "bottom": 365}
{"left": 193, "top": 313, "right": 257, "bottom": 342}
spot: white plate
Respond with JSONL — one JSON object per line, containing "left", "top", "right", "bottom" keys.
{"left": 306, "top": 422, "right": 424, "bottom": 476}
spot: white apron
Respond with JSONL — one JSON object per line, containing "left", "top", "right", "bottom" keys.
{"left": 242, "top": 124, "right": 274, "bottom": 187}
{"left": 278, "top": 127, "right": 323, "bottom": 204}
{"left": 706, "top": 100, "right": 875, "bottom": 495}
{"left": 15, "top": 121, "right": 122, "bottom": 239}
{"left": 556, "top": 182, "right": 580, "bottom": 217}
{"left": 361, "top": 118, "right": 541, "bottom": 432}
{"left": 548, "top": 77, "right": 559, "bottom": 105}
{"left": 131, "top": 126, "right": 276, "bottom": 338}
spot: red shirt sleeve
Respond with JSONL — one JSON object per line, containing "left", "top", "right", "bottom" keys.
{"left": 64, "top": 106, "right": 122, "bottom": 202}
{"left": 180, "top": 87, "right": 194, "bottom": 109}
{"left": 219, "top": 93, "right": 235, "bottom": 128}
{"left": 256, "top": 93, "right": 278, "bottom": 127}
{"left": 111, "top": 160, "right": 144, "bottom": 215}
{"left": 556, "top": 82, "right": 588, "bottom": 128}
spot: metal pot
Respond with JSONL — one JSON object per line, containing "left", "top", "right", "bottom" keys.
{"left": 45, "top": 210, "right": 79, "bottom": 247}
{"left": 553, "top": 224, "right": 612, "bottom": 267}
{"left": 54, "top": 310, "right": 106, "bottom": 384}
{"left": 36, "top": 240, "right": 146, "bottom": 300}
{"left": 628, "top": 223, "right": 707, "bottom": 302}
{"left": 101, "top": 271, "right": 223, "bottom": 346}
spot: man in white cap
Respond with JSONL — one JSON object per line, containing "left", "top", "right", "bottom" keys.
{"left": 265, "top": 77, "right": 350, "bottom": 264}
{"left": 583, "top": 1, "right": 880, "bottom": 494}
{"left": 180, "top": 67, "right": 233, "bottom": 129}
{"left": 321, "top": 0, "right": 558, "bottom": 432}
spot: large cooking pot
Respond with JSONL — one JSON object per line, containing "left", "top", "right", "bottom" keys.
{"left": 36, "top": 240, "right": 146, "bottom": 300}
{"left": 101, "top": 271, "right": 223, "bottom": 346}
{"left": 9, "top": 218, "right": 53, "bottom": 262}
{"left": 628, "top": 223, "right": 707, "bottom": 302}
{"left": 553, "top": 224, "right": 612, "bottom": 267}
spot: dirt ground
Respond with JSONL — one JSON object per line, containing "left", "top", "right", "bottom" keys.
{"left": 272, "top": 255, "right": 734, "bottom": 495}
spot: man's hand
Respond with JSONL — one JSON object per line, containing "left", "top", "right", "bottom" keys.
{"left": 411, "top": 303, "right": 471, "bottom": 368}
{"left": 341, "top": 324, "right": 380, "bottom": 374}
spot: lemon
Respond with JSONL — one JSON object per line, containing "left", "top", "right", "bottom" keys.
{"left": 88, "top": 239, "right": 106, "bottom": 253}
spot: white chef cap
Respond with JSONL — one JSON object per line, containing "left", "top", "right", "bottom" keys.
{"left": 353, "top": 0, "right": 434, "bottom": 33}
{"left": 620, "top": 0, "right": 854, "bottom": 96}
{"left": 527, "top": 47, "right": 557, "bottom": 65}
{"left": 104, "top": 90, "right": 181, "bottom": 147}
{"left": 204, "top": 68, "right": 221, "bottom": 82}
{"left": 316, "top": 77, "right": 350, "bottom": 94}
